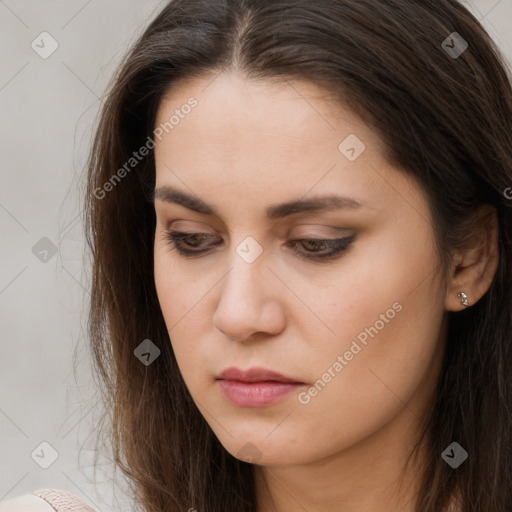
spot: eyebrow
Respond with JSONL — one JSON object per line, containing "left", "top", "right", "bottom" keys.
{"left": 152, "top": 186, "right": 368, "bottom": 220}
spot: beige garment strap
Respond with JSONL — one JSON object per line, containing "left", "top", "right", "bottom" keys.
{"left": 31, "top": 489, "right": 97, "bottom": 512}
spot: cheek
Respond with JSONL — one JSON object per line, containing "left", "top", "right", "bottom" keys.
{"left": 154, "top": 243, "right": 208, "bottom": 323}
{"left": 294, "top": 300, "right": 445, "bottom": 460}
{"left": 296, "top": 238, "right": 445, "bottom": 427}
{"left": 153, "top": 252, "right": 217, "bottom": 379}
{"left": 303, "top": 228, "right": 438, "bottom": 354}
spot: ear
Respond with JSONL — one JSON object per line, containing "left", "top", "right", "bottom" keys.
{"left": 445, "top": 204, "right": 500, "bottom": 311}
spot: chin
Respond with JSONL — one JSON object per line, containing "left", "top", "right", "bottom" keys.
{"left": 218, "top": 434, "right": 309, "bottom": 466}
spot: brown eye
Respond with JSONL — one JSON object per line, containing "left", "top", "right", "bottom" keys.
{"left": 165, "top": 231, "right": 219, "bottom": 256}
{"left": 288, "top": 236, "right": 356, "bottom": 260}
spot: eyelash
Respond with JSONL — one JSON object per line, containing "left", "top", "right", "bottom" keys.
{"left": 164, "top": 230, "right": 355, "bottom": 261}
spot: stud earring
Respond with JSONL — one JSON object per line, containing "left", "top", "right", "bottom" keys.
{"left": 457, "top": 291, "right": 469, "bottom": 307}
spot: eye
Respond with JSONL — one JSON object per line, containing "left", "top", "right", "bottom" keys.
{"left": 164, "top": 230, "right": 219, "bottom": 256}
{"left": 164, "top": 230, "right": 356, "bottom": 261}
{"left": 287, "top": 235, "right": 356, "bottom": 261}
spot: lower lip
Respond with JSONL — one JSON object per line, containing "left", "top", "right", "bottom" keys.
{"left": 217, "top": 380, "right": 303, "bottom": 407}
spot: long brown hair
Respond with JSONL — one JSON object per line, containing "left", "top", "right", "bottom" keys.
{"left": 83, "top": 1, "right": 512, "bottom": 511}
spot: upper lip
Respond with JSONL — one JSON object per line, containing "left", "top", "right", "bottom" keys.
{"left": 217, "top": 366, "right": 303, "bottom": 383}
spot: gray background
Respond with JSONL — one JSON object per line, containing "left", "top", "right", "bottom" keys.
{"left": 0, "top": 1, "right": 511, "bottom": 511}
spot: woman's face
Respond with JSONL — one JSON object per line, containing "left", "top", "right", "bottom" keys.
{"left": 153, "top": 71, "right": 449, "bottom": 466}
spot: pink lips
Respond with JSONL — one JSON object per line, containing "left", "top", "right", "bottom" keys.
{"left": 216, "top": 366, "right": 304, "bottom": 407}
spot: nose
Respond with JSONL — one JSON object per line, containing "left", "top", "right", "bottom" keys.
{"left": 213, "top": 248, "right": 286, "bottom": 342}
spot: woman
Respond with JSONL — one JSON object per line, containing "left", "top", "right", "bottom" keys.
{"left": 5, "top": 1, "right": 511, "bottom": 511}
{"left": 85, "top": 0, "right": 512, "bottom": 511}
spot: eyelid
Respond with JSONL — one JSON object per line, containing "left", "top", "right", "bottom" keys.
{"left": 163, "top": 228, "right": 356, "bottom": 261}
{"left": 164, "top": 217, "right": 352, "bottom": 237}
{"left": 163, "top": 225, "right": 352, "bottom": 245}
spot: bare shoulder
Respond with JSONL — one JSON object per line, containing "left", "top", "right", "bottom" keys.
{"left": 0, "top": 493, "right": 55, "bottom": 512}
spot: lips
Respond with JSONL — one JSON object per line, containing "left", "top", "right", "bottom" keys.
{"left": 216, "top": 366, "right": 305, "bottom": 407}
{"left": 216, "top": 366, "right": 303, "bottom": 384}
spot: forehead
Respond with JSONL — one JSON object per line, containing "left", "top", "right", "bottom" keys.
{"left": 152, "top": 71, "right": 428, "bottom": 225}
{"left": 154, "top": 71, "right": 383, "bottom": 149}
{"left": 154, "top": 72, "right": 382, "bottom": 171}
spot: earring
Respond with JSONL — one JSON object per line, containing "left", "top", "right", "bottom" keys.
{"left": 457, "top": 291, "right": 469, "bottom": 307}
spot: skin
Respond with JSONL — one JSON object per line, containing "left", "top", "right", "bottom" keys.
{"left": 152, "top": 70, "right": 499, "bottom": 512}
